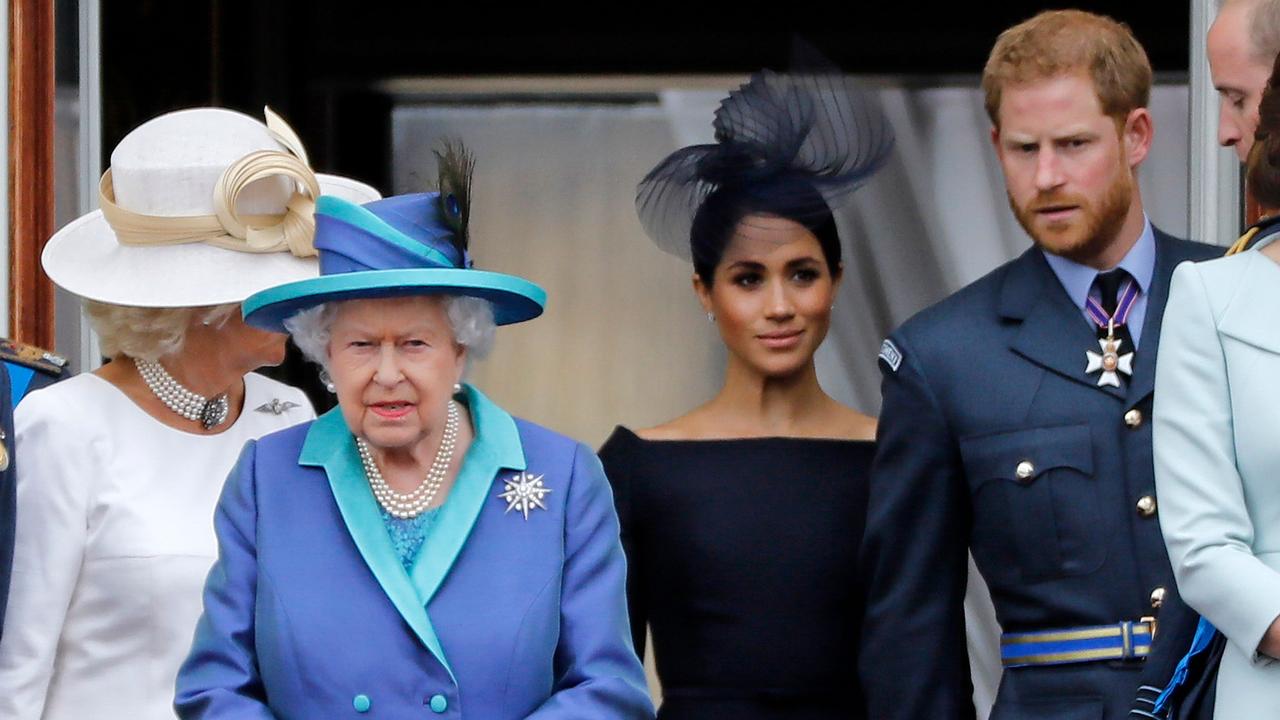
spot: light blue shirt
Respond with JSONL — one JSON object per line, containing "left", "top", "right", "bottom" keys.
{"left": 1042, "top": 218, "right": 1156, "bottom": 348}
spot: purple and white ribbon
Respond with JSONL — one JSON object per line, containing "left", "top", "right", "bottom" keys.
{"left": 1085, "top": 277, "right": 1139, "bottom": 330}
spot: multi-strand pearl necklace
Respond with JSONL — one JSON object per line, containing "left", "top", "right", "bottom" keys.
{"left": 136, "top": 358, "right": 230, "bottom": 430}
{"left": 356, "top": 400, "right": 459, "bottom": 519}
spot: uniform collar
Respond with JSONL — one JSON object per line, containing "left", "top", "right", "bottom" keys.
{"left": 1250, "top": 214, "right": 1280, "bottom": 250}
{"left": 1042, "top": 216, "right": 1157, "bottom": 311}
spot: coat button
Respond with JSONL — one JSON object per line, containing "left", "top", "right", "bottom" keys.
{"left": 429, "top": 694, "right": 448, "bottom": 713}
{"left": 1015, "top": 460, "right": 1036, "bottom": 481}
{"left": 1124, "top": 409, "right": 1143, "bottom": 428}
{"left": 1150, "top": 586, "right": 1166, "bottom": 608}
{"left": 353, "top": 694, "right": 371, "bottom": 713}
{"left": 1136, "top": 495, "right": 1157, "bottom": 517}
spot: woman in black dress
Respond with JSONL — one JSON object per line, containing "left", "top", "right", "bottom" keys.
{"left": 599, "top": 68, "right": 894, "bottom": 719}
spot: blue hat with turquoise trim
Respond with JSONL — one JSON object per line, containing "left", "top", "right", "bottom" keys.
{"left": 243, "top": 191, "right": 546, "bottom": 331}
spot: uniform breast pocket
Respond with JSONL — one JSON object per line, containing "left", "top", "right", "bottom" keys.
{"left": 961, "top": 424, "right": 1105, "bottom": 585}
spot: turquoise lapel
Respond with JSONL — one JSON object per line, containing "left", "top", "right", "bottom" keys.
{"left": 300, "top": 408, "right": 455, "bottom": 678}
{"left": 297, "top": 385, "right": 526, "bottom": 680}
{"left": 409, "top": 385, "right": 526, "bottom": 603}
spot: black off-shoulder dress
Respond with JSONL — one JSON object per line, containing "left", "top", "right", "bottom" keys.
{"left": 598, "top": 426, "right": 874, "bottom": 720}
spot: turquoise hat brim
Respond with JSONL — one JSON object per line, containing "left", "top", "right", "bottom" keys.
{"left": 243, "top": 268, "right": 546, "bottom": 332}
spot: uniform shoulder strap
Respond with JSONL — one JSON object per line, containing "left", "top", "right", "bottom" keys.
{"left": 0, "top": 339, "right": 68, "bottom": 376}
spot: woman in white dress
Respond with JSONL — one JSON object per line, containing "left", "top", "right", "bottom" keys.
{"left": 0, "top": 107, "right": 378, "bottom": 720}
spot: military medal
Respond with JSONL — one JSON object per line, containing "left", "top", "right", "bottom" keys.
{"left": 497, "top": 471, "right": 552, "bottom": 520}
{"left": 1086, "top": 320, "right": 1134, "bottom": 388}
{"left": 1084, "top": 276, "right": 1138, "bottom": 388}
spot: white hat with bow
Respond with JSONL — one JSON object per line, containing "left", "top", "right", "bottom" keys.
{"left": 42, "top": 106, "right": 381, "bottom": 308}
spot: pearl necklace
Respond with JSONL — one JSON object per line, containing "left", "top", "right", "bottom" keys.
{"left": 356, "top": 400, "right": 459, "bottom": 519}
{"left": 136, "top": 359, "right": 230, "bottom": 430}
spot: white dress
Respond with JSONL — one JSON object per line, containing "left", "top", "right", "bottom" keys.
{"left": 0, "top": 372, "right": 314, "bottom": 720}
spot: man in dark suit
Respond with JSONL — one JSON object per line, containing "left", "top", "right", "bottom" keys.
{"left": 858, "top": 10, "right": 1221, "bottom": 719}
{"left": 1209, "top": 0, "right": 1280, "bottom": 162}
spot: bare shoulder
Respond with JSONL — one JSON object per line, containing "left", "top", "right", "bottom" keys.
{"left": 634, "top": 406, "right": 717, "bottom": 441}
{"left": 824, "top": 402, "right": 877, "bottom": 441}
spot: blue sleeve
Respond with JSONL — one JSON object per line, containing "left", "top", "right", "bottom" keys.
{"left": 174, "top": 441, "right": 276, "bottom": 719}
{"left": 0, "top": 368, "right": 12, "bottom": 637}
{"left": 526, "top": 443, "right": 655, "bottom": 719}
{"left": 858, "top": 332, "right": 977, "bottom": 720}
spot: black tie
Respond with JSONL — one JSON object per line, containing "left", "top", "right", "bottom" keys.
{"left": 1095, "top": 268, "right": 1127, "bottom": 318}
{"left": 1092, "top": 268, "right": 1136, "bottom": 375}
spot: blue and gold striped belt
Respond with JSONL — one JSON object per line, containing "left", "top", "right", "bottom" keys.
{"left": 1001, "top": 620, "right": 1155, "bottom": 667}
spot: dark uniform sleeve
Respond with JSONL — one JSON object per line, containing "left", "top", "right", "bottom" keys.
{"left": 0, "top": 367, "right": 13, "bottom": 638}
{"left": 1131, "top": 586, "right": 1203, "bottom": 717}
{"left": 859, "top": 333, "right": 977, "bottom": 720}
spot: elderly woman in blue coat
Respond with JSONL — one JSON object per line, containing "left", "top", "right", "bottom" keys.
{"left": 175, "top": 148, "right": 653, "bottom": 719}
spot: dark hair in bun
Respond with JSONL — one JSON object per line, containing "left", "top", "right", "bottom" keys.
{"left": 1247, "top": 52, "right": 1280, "bottom": 209}
{"left": 689, "top": 178, "right": 841, "bottom": 285}
{"left": 636, "top": 68, "right": 893, "bottom": 278}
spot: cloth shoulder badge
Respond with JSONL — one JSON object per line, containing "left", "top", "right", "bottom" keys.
{"left": 879, "top": 338, "right": 903, "bottom": 373}
{"left": 497, "top": 471, "right": 552, "bottom": 520}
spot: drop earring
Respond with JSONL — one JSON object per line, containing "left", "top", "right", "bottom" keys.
{"left": 706, "top": 312, "right": 715, "bottom": 323}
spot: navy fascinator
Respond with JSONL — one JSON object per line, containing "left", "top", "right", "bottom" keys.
{"left": 636, "top": 64, "right": 895, "bottom": 260}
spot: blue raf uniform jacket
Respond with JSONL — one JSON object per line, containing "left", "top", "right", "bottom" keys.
{"left": 176, "top": 385, "right": 654, "bottom": 719}
{"left": 858, "top": 229, "right": 1219, "bottom": 720}
{"left": 0, "top": 339, "right": 65, "bottom": 640}
{"left": 0, "top": 368, "right": 14, "bottom": 638}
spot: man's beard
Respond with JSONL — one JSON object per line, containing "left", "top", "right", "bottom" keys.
{"left": 1009, "top": 171, "right": 1133, "bottom": 265}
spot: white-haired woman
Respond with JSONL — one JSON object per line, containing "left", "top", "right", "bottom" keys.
{"left": 175, "top": 153, "right": 653, "bottom": 719}
{"left": 0, "top": 107, "right": 378, "bottom": 720}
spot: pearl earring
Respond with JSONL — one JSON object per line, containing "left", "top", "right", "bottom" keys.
{"left": 453, "top": 383, "right": 462, "bottom": 394}
{"left": 319, "top": 369, "right": 336, "bottom": 394}
{"left": 706, "top": 312, "right": 715, "bottom": 323}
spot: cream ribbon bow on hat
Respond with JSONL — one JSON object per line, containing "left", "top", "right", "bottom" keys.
{"left": 98, "top": 107, "right": 323, "bottom": 258}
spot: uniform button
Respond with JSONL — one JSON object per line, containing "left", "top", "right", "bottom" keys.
{"left": 1150, "top": 586, "right": 1166, "bottom": 608}
{"left": 352, "top": 694, "right": 371, "bottom": 713}
{"left": 1136, "top": 495, "right": 1157, "bottom": 517}
{"left": 1125, "top": 409, "right": 1143, "bottom": 428}
{"left": 429, "top": 694, "right": 448, "bottom": 713}
{"left": 1015, "top": 460, "right": 1036, "bottom": 481}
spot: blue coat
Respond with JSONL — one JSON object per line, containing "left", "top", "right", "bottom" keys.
{"left": 1154, "top": 243, "right": 1280, "bottom": 718}
{"left": 176, "top": 386, "right": 654, "bottom": 719}
{"left": 858, "top": 230, "right": 1219, "bottom": 720}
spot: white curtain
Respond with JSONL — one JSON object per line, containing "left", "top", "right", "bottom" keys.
{"left": 391, "top": 80, "right": 1191, "bottom": 717}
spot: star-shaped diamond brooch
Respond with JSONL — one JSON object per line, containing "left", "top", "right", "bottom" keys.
{"left": 497, "top": 472, "right": 552, "bottom": 520}
{"left": 1085, "top": 335, "right": 1134, "bottom": 388}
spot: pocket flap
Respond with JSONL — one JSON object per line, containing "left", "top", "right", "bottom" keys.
{"left": 960, "top": 424, "right": 1093, "bottom": 484}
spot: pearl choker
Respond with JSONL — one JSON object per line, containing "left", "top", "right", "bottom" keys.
{"left": 356, "top": 400, "right": 460, "bottom": 519}
{"left": 136, "top": 359, "right": 230, "bottom": 430}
